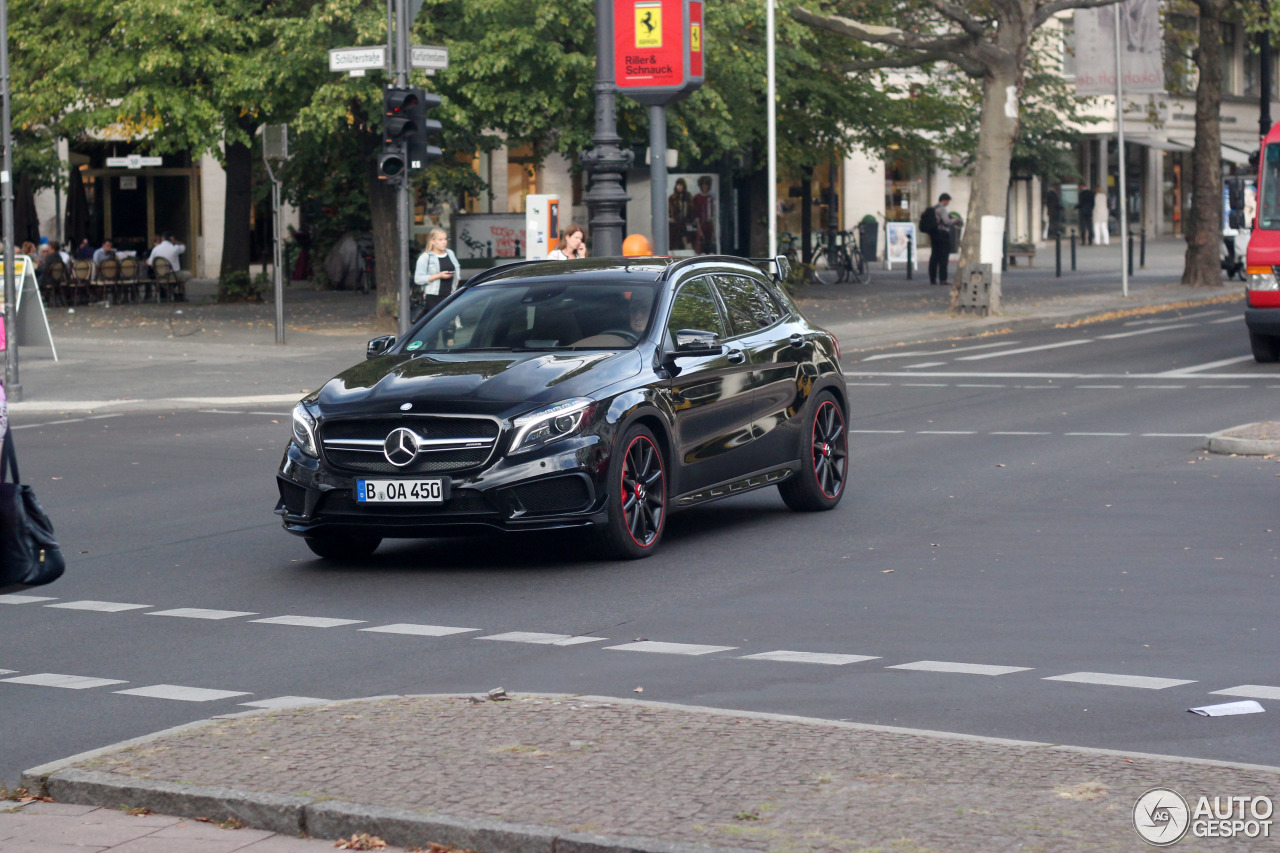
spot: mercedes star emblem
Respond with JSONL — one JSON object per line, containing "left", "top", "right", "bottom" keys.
{"left": 383, "top": 427, "right": 420, "bottom": 467}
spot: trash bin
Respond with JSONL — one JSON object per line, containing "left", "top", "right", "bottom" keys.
{"left": 858, "top": 221, "right": 878, "bottom": 261}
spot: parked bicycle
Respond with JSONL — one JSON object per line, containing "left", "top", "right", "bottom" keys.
{"left": 833, "top": 230, "right": 871, "bottom": 285}
{"left": 777, "top": 232, "right": 800, "bottom": 267}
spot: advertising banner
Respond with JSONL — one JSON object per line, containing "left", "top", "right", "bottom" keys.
{"left": 614, "top": 0, "right": 704, "bottom": 105}
{"left": 1074, "top": 0, "right": 1163, "bottom": 96}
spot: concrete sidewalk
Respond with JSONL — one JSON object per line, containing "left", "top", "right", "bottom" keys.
{"left": 10, "top": 694, "right": 1280, "bottom": 852}
{"left": 5, "top": 237, "right": 1246, "bottom": 415}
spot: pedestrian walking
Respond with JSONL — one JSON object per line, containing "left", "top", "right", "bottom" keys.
{"left": 412, "top": 227, "right": 460, "bottom": 322}
{"left": 668, "top": 178, "right": 693, "bottom": 251}
{"left": 1091, "top": 187, "right": 1110, "bottom": 246}
{"left": 1076, "top": 184, "right": 1095, "bottom": 245}
{"left": 927, "top": 193, "right": 958, "bottom": 286}
{"left": 548, "top": 224, "right": 588, "bottom": 259}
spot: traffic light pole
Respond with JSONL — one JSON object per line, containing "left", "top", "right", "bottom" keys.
{"left": 394, "top": 0, "right": 412, "bottom": 337}
{"left": 1, "top": 0, "right": 19, "bottom": 401}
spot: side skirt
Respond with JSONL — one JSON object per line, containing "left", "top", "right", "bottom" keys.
{"left": 671, "top": 463, "right": 800, "bottom": 510}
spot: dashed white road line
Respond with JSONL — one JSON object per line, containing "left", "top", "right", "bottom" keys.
{"left": 1042, "top": 672, "right": 1195, "bottom": 690}
{"left": 1210, "top": 685, "right": 1280, "bottom": 701}
{"left": 740, "top": 651, "right": 878, "bottom": 665}
{"left": 114, "top": 685, "right": 251, "bottom": 702}
{"left": 359, "top": 623, "right": 479, "bottom": 637}
{"left": 2, "top": 673, "right": 128, "bottom": 689}
{"left": 957, "top": 340, "right": 1092, "bottom": 361}
{"left": 1158, "top": 355, "right": 1256, "bottom": 376}
{"left": 887, "top": 661, "right": 1031, "bottom": 676}
{"left": 0, "top": 595, "right": 55, "bottom": 605}
{"left": 250, "top": 615, "right": 366, "bottom": 628}
{"left": 148, "top": 608, "right": 258, "bottom": 620}
{"left": 1097, "top": 323, "right": 1196, "bottom": 340}
{"left": 46, "top": 600, "right": 152, "bottom": 613}
{"left": 605, "top": 641, "right": 737, "bottom": 656}
{"left": 478, "top": 631, "right": 608, "bottom": 646}
{"left": 989, "top": 431, "right": 1051, "bottom": 436}
{"left": 1064, "top": 432, "right": 1130, "bottom": 436}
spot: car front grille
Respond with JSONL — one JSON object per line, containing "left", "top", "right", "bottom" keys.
{"left": 320, "top": 415, "right": 500, "bottom": 476}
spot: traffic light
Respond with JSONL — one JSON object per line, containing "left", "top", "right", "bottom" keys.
{"left": 407, "top": 91, "right": 443, "bottom": 172}
{"left": 379, "top": 86, "right": 420, "bottom": 181}
{"left": 378, "top": 86, "right": 443, "bottom": 181}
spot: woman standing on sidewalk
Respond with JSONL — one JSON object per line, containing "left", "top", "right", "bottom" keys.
{"left": 1092, "top": 187, "right": 1110, "bottom": 246}
{"left": 548, "top": 224, "right": 588, "bottom": 260}
{"left": 412, "top": 227, "right": 461, "bottom": 322}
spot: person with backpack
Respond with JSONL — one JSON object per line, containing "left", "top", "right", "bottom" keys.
{"left": 922, "top": 193, "right": 958, "bottom": 286}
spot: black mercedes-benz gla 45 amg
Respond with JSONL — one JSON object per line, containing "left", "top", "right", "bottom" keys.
{"left": 276, "top": 255, "right": 848, "bottom": 560}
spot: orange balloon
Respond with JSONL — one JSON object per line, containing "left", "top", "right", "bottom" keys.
{"left": 622, "top": 233, "right": 653, "bottom": 256}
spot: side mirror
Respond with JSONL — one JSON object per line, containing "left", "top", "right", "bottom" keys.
{"left": 366, "top": 335, "right": 396, "bottom": 359}
{"left": 668, "top": 329, "right": 724, "bottom": 360}
{"left": 773, "top": 255, "right": 791, "bottom": 282}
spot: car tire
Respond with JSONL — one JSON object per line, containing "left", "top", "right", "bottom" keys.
{"left": 779, "top": 391, "right": 848, "bottom": 512}
{"left": 304, "top": 531, "right": 382, "bottom": 560}
{"left": 597, "top": 424, "right": 667, "bottom": 560}
{"left": 1250, "top": 331, "right": 1280, "bottom": 363}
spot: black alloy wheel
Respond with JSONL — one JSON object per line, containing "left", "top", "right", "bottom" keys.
{"left": 304, "top": 531, "right": 382, "bottom": 561}
{"left": 779, "top": 391, "right": 848, "bottom": 512}
{"left": 598, "top": 425, "right": 667, "bottom": 559}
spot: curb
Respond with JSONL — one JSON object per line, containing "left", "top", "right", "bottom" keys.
{"left": 22, "top": 693, "right": 1280, "bottom": 852}
{"left": 1205, "top": 422, "right": 1280, "bottom": 456}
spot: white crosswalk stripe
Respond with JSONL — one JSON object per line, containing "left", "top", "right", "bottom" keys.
{"left": 605, "top": 641, "right": 737, "bottom": 656}
{"left": 114, "top": 685, "right": 251, "bottom": 702}
{"left": 1209, "top": 685, "right": 1280, "bottom": 701}
{"left": 46, "top": 600, "right": 152, "bottom": 613}
{"left": 1042, "top": 672, "right": 1194, "bottom": 690}
{"left": 148, "top": 608, "right": 258, "bottom": 620}
{"left": 887, "top": 661, "right": 1031, "bottom": 676}
{"left": 359, "top": 623, "right": 479, "bottom": 637}
{"left": 740, "top": 651, "right": 878, "bottom": 665}
{"left": 250, "top": 615, "right": 366, "bottom": 628}
{"left": 239, "top": 696, "right": 332, "bottom": 710}
{"left": 3, "top": 673, "right": 128, "bottom": 689}
{"left": 479, "top": 632, "right": 608, "bottom": 645}
{"left": 0, "top": 594, "right": 57, "bottom": 605}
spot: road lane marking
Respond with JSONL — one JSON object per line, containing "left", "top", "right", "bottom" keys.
{"left": 905, "top": 363, "right": 947, "bottom": 369}
{"left": 1209, "top": 685, "right": 1280, "bottom": 701}
{"left": 859, "top": 341, "right": 1024, "bottom": 361}
{"left": 1063, "top": 432, "right": 1130, "bottom": 436}
{"left": 46, "top": 600, "right": 152, "bottom": 613}
{"left": 114, "top": 684, "right": 251, "bottom": 702}
{"left": 605, "top": 641, "right": 737, "bottom": 656}
{"left": 901, "top": 383, "right": 949, "bottom": 387}
{"left": 1097, "top": 323, "right": 1196, "bottom": 339}
{"left": 250, "top": 615, "right": 366, "bottom": 628}
{"left": 990, "top": 431, "right": 1051, "bottom": 435}
{"left": 1141, "top": 433, "right": 1205, "bottom": 437}
{"left": 240, "top": 696, "right": 332, "bottom": 709}
{"left": 148, "top": 608, "right": 258, "bottom": 620}
{"left": 2, "top": 673, "right": 128, "bottom": 689}
{"left": 359, "top": 623, "right": 480, "bottom": 637}
{"left": 887, "top": 661, "right": 1031, "bottom": 676}
{"left": 1210, "top": 315, "right": 1244, "bottom": 323}
{"left": 1158, "top": 355, "right": 1256, "bottom": 375}
{"left": 1134, "top": 385, "right": 1185, "bottom": 389}
{"left": 478, "top": 632, "right": 608, "bottom": 646}
{"left": 0, "top": 669, "right": 14, "bottom": 675}
{"left": 850, "top": 429, "right": 904, "bottom": 434}
{"left": 0, "top": 594, "right": 56, "bottom": 604}
{"left": 739, "top": 651, "right": 879, "bottom": 665}
{"left": 1077, "top": 385, "right": 1124, "bottom": 388}
{"left": 955, "top": 383, "right": 1006, "bottom": 388}
{"left": 918, "top": 430, "right": 976, "bottom": 435}
{"left": 957, "top": 340, "right": 1092, "bottom": 361}
{"left": 1043, "top": 672, "right": 1195, "bottom": 690}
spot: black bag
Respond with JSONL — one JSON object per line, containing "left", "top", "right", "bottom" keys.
{"left": 918, "top": 206, "right": 938, "bottom": 236}
{"left": 0, "top": 430, "right": 66, "bottom": 589}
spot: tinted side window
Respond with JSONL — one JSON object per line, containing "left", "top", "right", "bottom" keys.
{"left": 666, "top": 278, "right": 726, "bottom": 341}
{"left": 714, "top": 274, "right": 781, "bottom": 336}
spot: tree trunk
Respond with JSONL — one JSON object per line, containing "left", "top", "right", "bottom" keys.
{"left": 951, "top": 53, "right": 1020, "bottom": 314}
{"left": 1181, "top": 0, "right": 1225, "bottom": 287}
{"left": 219, "top": 115, "right": 258, "bottom": 285}
{"left": 364, "top": 126, "right": 401, "bottom": 325}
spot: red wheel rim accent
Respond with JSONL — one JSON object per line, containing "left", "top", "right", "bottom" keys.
{"left": 810, "top": 401, "right": 847, "bottom": 499}
{"left": 620, "top": 435, "right": 665, "bottom": 547}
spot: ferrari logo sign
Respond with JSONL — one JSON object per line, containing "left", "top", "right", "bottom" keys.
{"left": 635, "top": 1, "right": 662, "bottom": 47}
{"left": 690, "top": 21, "right": 700, "bottom": 52}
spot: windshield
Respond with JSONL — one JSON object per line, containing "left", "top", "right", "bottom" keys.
{"left": 1262, "top": 144, "right": 1280, "bottom": 230}
{"left": 403, "top": 280, "right": 658, "bottom": 353}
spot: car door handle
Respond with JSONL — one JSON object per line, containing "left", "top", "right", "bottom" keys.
{"left": 789, "top": 334, "right": 806, "bottom": 349}
{"left": 726, "top": 348, "right": 746, "bottom": 364}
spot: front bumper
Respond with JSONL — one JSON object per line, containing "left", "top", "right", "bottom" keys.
{"left": 275, "top": 435, "right": 610, "bottom": 538}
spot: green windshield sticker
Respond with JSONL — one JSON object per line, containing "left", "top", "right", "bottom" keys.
{"left": 407, "top": 340, "right": 423, "bottom": 351}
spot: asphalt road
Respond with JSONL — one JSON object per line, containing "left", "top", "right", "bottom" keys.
{"left": 3, "top": 301, "right": 1280, "bottom": 787}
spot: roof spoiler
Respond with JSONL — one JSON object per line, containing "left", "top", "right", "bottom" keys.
{"left": 459, "top": 258, "right": 547, "bottom": 289}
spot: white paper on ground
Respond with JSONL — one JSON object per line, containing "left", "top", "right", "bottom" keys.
{"left": 1189, "top": 700, "right": 1265, "bottom": 717}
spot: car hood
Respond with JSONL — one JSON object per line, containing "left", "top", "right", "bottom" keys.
{"left": 313, "top": 350, "right": 644, "bottom": 417}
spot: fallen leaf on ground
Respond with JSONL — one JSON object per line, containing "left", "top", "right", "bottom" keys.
{"left": 335, "top": 833, "right": 387, "bottom": 850}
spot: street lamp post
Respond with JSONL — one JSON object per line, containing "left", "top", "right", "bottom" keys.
{"left": 1, "top": 0, "right": 18, "bottom": 401}
{"left": 582, "top": 0, "right": 632, "bottom": 257}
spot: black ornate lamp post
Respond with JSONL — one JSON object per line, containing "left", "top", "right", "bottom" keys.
{"left": 581, "top": 0, "right": 632, "bottom": 257}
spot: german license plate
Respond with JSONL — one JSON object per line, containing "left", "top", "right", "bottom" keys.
{"left": 356, "top": 479, "right": 445, "bottom": 503}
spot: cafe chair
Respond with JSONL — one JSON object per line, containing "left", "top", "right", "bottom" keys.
{"left": 117, "top": 256, "right": 141, "bottom": 303}
{"left": 68, "top": 259, "right": 95, "bottom": 305}
{"left": 40, "top": 258, "right": 68, "bottom": 307}
{"left": 96, "top": 257, "right": 122, "bottom": 305}
{"left": 151, "top": 256, "right": 178, "bottom": 303}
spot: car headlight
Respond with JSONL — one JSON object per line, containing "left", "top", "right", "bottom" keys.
{"left": 292, "top": 402, "right": 319, "bottom": 458}
{"left": 508, "top": 398, "right": 594, "bottom": 456}
{"left": 1248, "top": 266, "right": 1279, "bottom": 291}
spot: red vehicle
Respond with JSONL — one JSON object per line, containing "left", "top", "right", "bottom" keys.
{"left": 1246, "top": 127, "right": 1280, "bottom": 362}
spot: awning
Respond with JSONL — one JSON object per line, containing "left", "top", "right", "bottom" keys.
{"left": 1126, "top": 135, "right": 1253, "bottom": 165}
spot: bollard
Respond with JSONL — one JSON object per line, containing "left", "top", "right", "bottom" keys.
{"left": 1128, "top": 231, "right": 1135, "bottom": 277}
{"left": 1070, "top": 231, "right": 1077, "bottom": 271}
{"left": 1140, "top": 227, "right": 1146, "bottom": 269}
{"left": 906, "top": 235, "right": 913, "bottom": 281}
{"left": 1055, "top": 232, "right": 1062, "bottom": 277}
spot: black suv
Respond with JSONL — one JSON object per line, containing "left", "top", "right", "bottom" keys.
{"left": 276, "top": 255, "right": 848, "bottom": 559}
